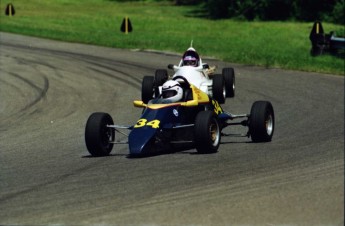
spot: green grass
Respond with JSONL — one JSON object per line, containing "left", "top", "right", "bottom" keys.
{"left": 0, "top": 0, "right": 344, "bottom": 75}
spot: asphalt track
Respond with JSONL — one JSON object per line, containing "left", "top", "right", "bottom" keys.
{"left": 0, "top": 32, "right": 344, "bottom": 226}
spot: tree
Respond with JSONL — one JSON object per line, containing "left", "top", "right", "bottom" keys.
{"left": 170, "top": 0, "right": 343, "bottom": 24}
{"left": 294, "top": 0, "right": 337, "bottom": 21}
{"left": 259, "top": 0, "right": 293, "bottom": 21}
{"left": 207, "top": 0, "right": 230, "bottom": 19}
{"left": 331, "top": 0, "right": 345, "bottom": 24}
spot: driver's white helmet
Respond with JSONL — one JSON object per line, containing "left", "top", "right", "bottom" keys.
{"left": 161, "top": 80, "right": 183, "bottom": 102}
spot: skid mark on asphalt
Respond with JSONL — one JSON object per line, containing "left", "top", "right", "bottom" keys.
{"left": 0, "top": 70, "right": 49, "bottom": 128}
{"left": 0, "top": 158, "right": 107, "bottom": 204}
{"left": 86, "top": 66, "right": 141, "bottom": 90}
{"left": 7, "top": 71, "right": 49, "bottom": 111}
{"left": 4, "top": 42, "right": 155, "bottom": 80}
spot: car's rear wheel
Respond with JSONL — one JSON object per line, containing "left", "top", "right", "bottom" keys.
{"left": 212, "top": 74, "right": 226, "bottom": 104}
{"left": 223, "top": 68, "right": 235, "bottom": 98}
{"left": 141, "top": 76, "right": 154, "bottom": 104}
{"left": 194, "top": 111, "right": 220, "bottom": 154}
{"left": 249, "top": 101, "right": 275, "bottom": 142}
{"left": 85, "top": 112, "right": 114, "bottom": 156}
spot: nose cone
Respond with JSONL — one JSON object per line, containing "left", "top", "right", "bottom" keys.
{"left": 128, "top": 127, "right": 156, "bottom": 155}
{"left": 128, "top": 106, "right": 180, "bottom": 156}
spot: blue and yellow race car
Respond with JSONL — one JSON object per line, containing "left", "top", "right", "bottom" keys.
{"left": 85, "top": 76, "right": 274, "bottom": 157}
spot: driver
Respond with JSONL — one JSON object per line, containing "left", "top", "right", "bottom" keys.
{"left": 182, "top": 49, "right": 200, "bottom": 67}
{"left": 161, "top": 80, "right": 183, "bottom": 103}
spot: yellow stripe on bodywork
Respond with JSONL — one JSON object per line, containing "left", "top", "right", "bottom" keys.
{"left": 191, "top": 85, "right": 209, "bottom": 103}
{"left": 134, "top": 85, "right": 210, "bottom": 109}
{"left": 147, "top": 103, "right": 181, "bottom": 109}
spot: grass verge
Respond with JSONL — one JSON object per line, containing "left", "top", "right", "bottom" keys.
{"left": 0, "top": 0, "right": 344, "bottom": 75}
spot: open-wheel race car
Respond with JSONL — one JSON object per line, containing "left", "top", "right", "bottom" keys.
{"left": 142, "top": 46, "right": 235, "bottom": 105}
{"left": 85, "top": 76, "right": 275, "bottom": 157}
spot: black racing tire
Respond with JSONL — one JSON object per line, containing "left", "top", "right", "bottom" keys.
{"left": 194, "top": 111, "right": 221, "bottom": 154}
{"left": 249, "top": 101, "right": 275, "bottom": 142}
{"left": 85, "top": 112, "right": 114, "bottom": 157}
{"left": 141, "top": 76, "right": 154, "bottom": 104}
{"left": 155, "top": 69, "right": 168, "bottom": 86}
{"left": 212, "top": 74, "right": 226, "bottom": 104}
{"left": 154, "top": 69, "right": 168, "bottom": 97}
{"left": 222, "top": 68, "right": 235, "bottom": 98}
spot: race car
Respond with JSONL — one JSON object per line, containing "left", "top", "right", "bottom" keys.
{"left": 141, "top": 46, "right": 235, "bottom": 104}
{"left": 85, "top": 76, "right": 275, "bottom": 157}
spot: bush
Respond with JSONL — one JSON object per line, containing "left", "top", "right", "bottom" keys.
{"left": 202, "top": 0, "right": 344, "bottom": 24}
{"left": 207, "top": 0, "right": 230, "bottom": 19}
{"left": 331, "top": 0, "right": 345, "bottom": 24}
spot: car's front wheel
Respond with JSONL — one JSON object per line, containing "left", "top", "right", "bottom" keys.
{"left": 141, "top": 76, "right": 154, "bottom": 104}
{"left": 155, "top": 69, "right": 168, "bottom": 86}
{"left": 85, "top": 112, "right": 114, "bottom": 156}
{"left": 194, "top": 111, "right": 221, "bottom": 154}
{"left": 249, "top": 101, "right": 275, "bottom": 142}
{"left": 154, "top": 69, "right": 168, "bottom": 97}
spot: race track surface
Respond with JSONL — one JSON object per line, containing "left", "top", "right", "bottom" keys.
{"left": 0, "top": 32, "right": 344, "bottom": 225}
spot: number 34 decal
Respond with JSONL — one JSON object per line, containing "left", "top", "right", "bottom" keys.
{"left": 134, "top": 119, "right": 160, "bottom": 129}
{"left": 212, "top": 100, "right": 223, "bottom": 115}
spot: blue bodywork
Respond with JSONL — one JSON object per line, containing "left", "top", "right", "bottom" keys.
{"left": 128, "top": 104, "right": 183, "bottom": 155}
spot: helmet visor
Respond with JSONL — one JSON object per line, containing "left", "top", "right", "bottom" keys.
{"left": 184, "top": 60, "right": 197, "bottom": 66}
{"left": 162, "top": 90, "right": 177, "bottom": 98}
